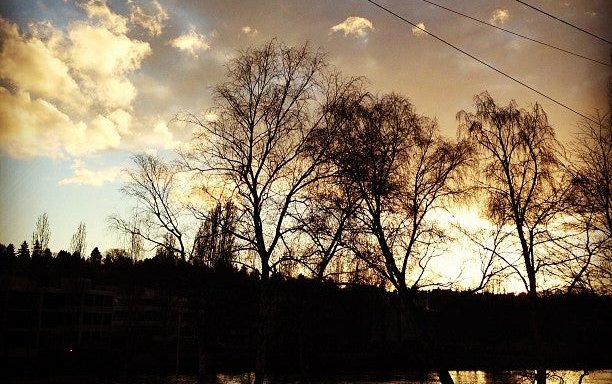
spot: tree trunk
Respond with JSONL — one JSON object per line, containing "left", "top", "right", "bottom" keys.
{"left": 400, "top": 291, "right": 454, "bottom": 384}
{"left": 298, "top": 287, "right": 312, "bottom": 383}
{"left": 528, "top": 292, "right": 546, "bottom": 384}
{"left": 437, "top": 370, "right": 455, "bottom": 384}
{"left": 254, "top": 279, "right": 271, "bottom": 384}
{"left": 535, "top": 369, "right": 547, "bottom": 384}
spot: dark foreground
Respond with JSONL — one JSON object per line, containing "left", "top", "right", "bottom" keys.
{"left": 2, "top": 255, "right": 611, "bottom": 378}
{"left": 5, "top": 370, "right": 612, "bottom": 384}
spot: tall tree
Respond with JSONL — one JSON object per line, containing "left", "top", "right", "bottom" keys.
{"left": 564, "top": 102, "right": 612, "bottom": 293}
{"left": 192, "top": 201, "right": 237, "bottom": 269}
{"left": 90, "top": 247, "right": 102, "bottom": 265}
{"left": 331, "top": 93, "right": 472, "bottom": 384}
{"left": 109, "top": 154, "right": 188, "bottom": 260}
{"left": 17, "top": 241, "right": 30, "bottom": 261}
{"left": 179, "top": 39, "right": 363, "bottom": 383}
{"left": 31, "top": 239, "right": 42, "bottom": 262}
{"left": 32, "top": 212, "right": 50, "bottom": 251}
{"left": 69, "top": 222, "right": 87, "bottom": 257}
{"left": 458, "top": 91, "right": 572, "bottom": 384}
{"left": 458, "top": 92, "right": 572, "bottom": 296}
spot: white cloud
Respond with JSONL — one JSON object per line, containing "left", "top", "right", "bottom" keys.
{"left": 330, "top": 16, "right": 374, "bottom": 38}
{"left": 0, "top": 88, "right": 127, "bottom": 158}
{"left": 77, "top": 0, "right": 128, "bottom": 34}
{"left": 241, "top": 26, "right": 258, "bottom": 36}
{"left": 68, "top": 22, "right": 150, "bottom": 77}
{"left": 125, "top": 118, "right": 179, "bottom": 151}
{"left": 490, "top": 9, "right": 510, "bottom": 25}
{"left": 108, "top": 109, "right": 133, "bottom": 135}
{"left": 169, "top": 29, "right": 210, "bottom": 57}
{"left": 411, "top": 22, "right": 427, "bottom": 37}
{"left": 0, "top": 19, "right": 83, "bottom": 110}
{"left": 130, "top": 1, "right": 169, "bottom": 36}
{"left": 59, "top": 159, "right": 123, "bottom": 186}
{"left": 0, "top": 88, "right": 84, "bottom": 158}
{"left": 0, "top": 11, "right": 157, "bottom": 159}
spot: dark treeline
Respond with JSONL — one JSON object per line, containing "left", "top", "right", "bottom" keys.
{"left": 1, "top": 248, "right": 611, "bottom": 379}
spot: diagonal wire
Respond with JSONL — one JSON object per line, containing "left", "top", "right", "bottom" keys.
{"left": 364, "top": 0, "right": 598, "bottom": 125}
{"left": 419, "top": 0, "right": 610, "bottom": 67}
{"left": 515, "top": 0, "right": 611, "bottom": 45}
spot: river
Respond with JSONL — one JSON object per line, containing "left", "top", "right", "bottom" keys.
{"left": 38, "top": 370, "right": 607, "bottom": 383}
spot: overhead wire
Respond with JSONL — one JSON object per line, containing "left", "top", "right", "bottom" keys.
{"left": 515, "top": 0, "right": 612, "bottom": 45}
{"left": 364, "top": 0, "right": 599, "bottom": 125}
{"left": 418, "top": 0, "right": 610, "bottom": 67}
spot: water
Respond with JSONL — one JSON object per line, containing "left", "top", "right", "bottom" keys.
{"left": 35, "top": 370, "right": 608, "bottom": 384}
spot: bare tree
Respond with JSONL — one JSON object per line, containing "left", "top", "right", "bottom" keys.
{"left": 291, "top": 177, "right": 360, "bottom": 281}
{"left": 332, "top": 93, "right": 472, "bottom": 384}
{"left": 192, "top": 201, "right": 237, "bottom": 269}
{"left": 179, "top": 39, "right": 363, "bottom": 384}
{"left": 180, "top": 40, "right": 362, "bottom": 280}
{"left": 458, "top": 91, "right": 573, "bottom": 384}
{"left": 564, "top": 105, "right": 612, "bottom": 293}
{"left": 129, "top": 229, "right": 144, "bottom": 262}
{"left": 32, "top": 212, "right": 50, "bottom": 251}
{"left": 109, "top": 153, "right": 188, "bottom": 261}
{"left": 458, "top": 92, "right": 573, "bottom": 296}
{"left": 69, "top": 222, "right": 87, "bottom": 257}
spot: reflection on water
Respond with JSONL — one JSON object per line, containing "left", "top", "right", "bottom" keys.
{"left": 214, "top": 370, "right": 612, "bottom": 384}
{"left": 12, "top": 370, "right": 612, "bottom": 384}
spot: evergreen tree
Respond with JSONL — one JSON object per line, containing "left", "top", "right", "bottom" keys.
{"left": 31, "top": 239, "right": 43, "bottom": 261}
{"left": 0, "top": 243, "right": 8, "bottom": 267}
{"left": 17, "top": 241, "right": 30, "bottom": 261}
{"left": 6, "top": 243, "right": 15, "bottom": 258}
{"left": 42, "top": 248, "right": 52, "bottom": 263}
{"left": 90, "top": 247, "right": 102, "bottom": 265}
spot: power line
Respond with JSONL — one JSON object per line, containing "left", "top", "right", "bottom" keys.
{"left": 515, "top": 0, "right": 611, "bottom": 45}
{"left": 364, "top": 0, "right": 598, "bottom": 124}
{"left": 419, "top": 0, "right": 610, "bottom": 67}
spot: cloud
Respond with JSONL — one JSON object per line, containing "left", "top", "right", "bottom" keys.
{"left": 330, "top": 16, "right": 374, "bottom": 38}
{"left": 0, "top": 88, "right": 84, "bottom": 158}
{"left": 411, "top": 22, "right": 427, "bottom": 37}
{"left": 125, "top": 118, "right": 180, "bottom": 152}
{"left": 68, "top": 22, "right": 150, "bottom": 108}
{"left": 241, "top": 26, "right": 258, "bottom": 36}
{"left": 59, "top": 159, "right": 123, "bottom": 186}
{"left": 0, "top": 88, "right": 126, "bottom": 158}
{"left": 0, "top": 19, "right": 83, "bottom": 110}
{"left": 130, "top": 1, "right": 169, "bottom": 36}
{"left": 77, "top": 0, "right": 128, "bottom": 34}
{"left": 169, "top": 29, "right": 210, "bottom": 57}
{"left": 0, "top": 0, "right": 158, "bottom": 160}
{"left": 490, "top": 9, "right": 510, "bottom": 25}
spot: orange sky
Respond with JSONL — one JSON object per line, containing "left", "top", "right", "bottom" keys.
{"left": 0, "top": 0, "right": 609, "bottom": 290}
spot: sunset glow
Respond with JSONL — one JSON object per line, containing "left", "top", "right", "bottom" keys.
{"left": 1, "top": 0, "right": 609, "bottom": 292}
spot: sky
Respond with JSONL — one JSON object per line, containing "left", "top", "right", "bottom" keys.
{"left": 0, "top": 0, "right": 610, "bottom": 260}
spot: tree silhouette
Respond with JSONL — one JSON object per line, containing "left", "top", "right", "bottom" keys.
{"left": 69, "top": 222, "right": 87, "bottom": 257}
{"left": 458, "top": 91, "right": 573, "bottom": 384}
{"left": 32, "top": 212, "right": 50, "bottom": 251}
{"left": 331, "top": 92, "right": 472, "bottom": 384}
{"left": 17, "top": 240, "right": 30, "bottom": 261}
{"left": 565, "top": 102, "right": 611, "bottom": 293}
{"left": 110, "top": 154, "right": 188, "bottom": 261}
{"left": 31, "top": 239, "right": 42, "bottom": 261}
{"left": 458, "top": 92, "right": 573, "bottom": 296}
{"left": 179, "top": 39, "right": 363, "bottom": 383}
{"left": 192, "top": 201, "right": 237, "bottom": 269}
{"left": 90, "top": 247, "right": 102, "bottom": 265}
